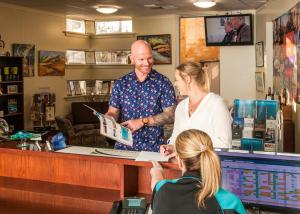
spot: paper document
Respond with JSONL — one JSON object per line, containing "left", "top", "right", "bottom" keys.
{"left": 84, "top": 104, "right": 133, "bottom": 146}
{"left": 135, "top": 151, "right": 169, "bottom": 162}
{"left": 56, "top": 146, "right": 139, "bottom": 160}
{"left": 91, "top": 148, "right": 139, "bottom": 159}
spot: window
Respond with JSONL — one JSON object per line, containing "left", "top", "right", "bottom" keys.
{"left": 95, "top": 20, "right": 132, "bottom": 34}
{"left": 66, "top": 50, "right": 85, "bottom": 64}
{"left": 66, "top": 19, "right": 85, "bottom": 34}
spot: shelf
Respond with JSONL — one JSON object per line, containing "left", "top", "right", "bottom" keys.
{"left": 3, "top": 112, "right": 23, "bottom": 117}
{"left": 66, "top": 64, "right": 133, "bottom": 69}
{"left": 64, "top": 31, "right": 136, "bottom": 39}
{"left": 64, "top": 94, "right": 111, "bottom": 100}
{"left": 0, "top": 93, "right": 23, "bottom": 97}
{"left": 0, "top": 81, "right": 23, "bottom": 84}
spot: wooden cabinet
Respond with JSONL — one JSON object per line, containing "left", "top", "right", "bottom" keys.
{"left": 282, "top": 105, "right": 295, "bottom": 152}
{"left": 0, "top": 56, "right": 24, "bottom": 132}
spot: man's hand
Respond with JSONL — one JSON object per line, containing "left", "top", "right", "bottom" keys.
{"left": 121, "top": 118, "right": 144, "bottom": 132}
{"left": 160, "top": 144, "right": 176, "bottom": 158}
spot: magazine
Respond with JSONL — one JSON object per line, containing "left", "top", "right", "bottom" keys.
{"left": 84, "top": 104, "right": 133, "bottom": 146}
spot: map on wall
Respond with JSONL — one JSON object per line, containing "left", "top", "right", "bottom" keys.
{"left": 273, "top": 3, "right": 299, "bottom": 104}
{"left": 180, "top": 17, "right": 219, "bottom": 63}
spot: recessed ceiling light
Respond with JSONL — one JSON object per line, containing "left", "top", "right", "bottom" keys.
{"left": 193, "top": 0, "right": 216, "bottom": 8}
{"left": 96, "top": 6, "right": 118, "bottom": 14}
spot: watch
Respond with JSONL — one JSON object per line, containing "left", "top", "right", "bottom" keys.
{"left": 142, "top": 117, "right": 149, "bottom": 126}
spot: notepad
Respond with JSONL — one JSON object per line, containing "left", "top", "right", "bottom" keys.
{"left": 135, "top": 151, "right": 169, "bottom": 162}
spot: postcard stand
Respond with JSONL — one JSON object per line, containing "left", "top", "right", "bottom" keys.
{"left": 232, "top": 99, "right": 281, "bottom": 153}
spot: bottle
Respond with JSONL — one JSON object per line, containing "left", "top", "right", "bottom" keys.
{"left": 281, "top": 88, "right": 287, "bottom": 106}
{"left": 13, "top": 67, "right": 19, "bottom": 81}
{"left": 265, "top": 87, "right": 272, "bottom": 100}
{"left": 3, "top": 67, "right": 9, "bottom": 81}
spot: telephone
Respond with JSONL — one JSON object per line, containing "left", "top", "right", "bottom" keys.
{"left": 109, "top": 197, "right": 149, "bottom": 214}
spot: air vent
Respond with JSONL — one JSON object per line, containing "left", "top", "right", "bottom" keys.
{"left": 144, "top": 4, "right": 176, "bottom": 9}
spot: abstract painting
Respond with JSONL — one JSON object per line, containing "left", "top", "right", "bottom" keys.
{"left": 38, "top": 51, "right": 65, "bottom": 76}
{"left": 12, "top": 43, "right": 35, "bottom": 77}
{"left": 180, "top": 17, "right": 219, "bottom": 63}
{"left": 273, "top": 3, "right": 299, "bottom": 103}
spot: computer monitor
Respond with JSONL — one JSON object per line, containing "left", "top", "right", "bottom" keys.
{"left": 218, "top": 151, "right": 300, "bottom": 213}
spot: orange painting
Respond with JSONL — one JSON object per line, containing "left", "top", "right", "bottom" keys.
{"left": 180, "top": 17, "right": 219, "bottom": 63}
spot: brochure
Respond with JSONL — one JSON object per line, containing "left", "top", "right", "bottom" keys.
{"left": 84, "top": 104, "right": 133, "bottom": 147}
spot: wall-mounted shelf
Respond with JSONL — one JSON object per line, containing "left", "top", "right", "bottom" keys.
{"left": 64, "top": 31, "right": 136, "bottom": 39}
{"left": 64, "top": 94, "right": 111, "bottom": 102}
{"left": 66, "top": 64, "right": 133, "bottom": 69}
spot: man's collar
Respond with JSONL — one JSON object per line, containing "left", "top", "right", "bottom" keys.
{"left": 132, "top": 69, "right": 155, "bottom": 83}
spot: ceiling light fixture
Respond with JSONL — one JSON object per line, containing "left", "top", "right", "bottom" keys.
{"left": 96, "top": 6, "right": 118, "bottom": 14}
{"left": 193, "top": 0, "right": 216, "bottom": 8}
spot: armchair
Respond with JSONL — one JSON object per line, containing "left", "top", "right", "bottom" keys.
{"left": 55, "top": 101, "right": 114, "bottom": 148}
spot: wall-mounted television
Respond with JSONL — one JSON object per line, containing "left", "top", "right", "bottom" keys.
{"left": 204, "top": 14, "right": 253, "bottom": 46}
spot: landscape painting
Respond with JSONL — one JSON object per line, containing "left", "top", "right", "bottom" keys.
{"left": 38, "top": 51, "right": 65, "bottom": 76}
{"left": 12, "top": 43, "right": 35, "bottom": 77}
{"left": 137, "top": 34, "right": 171, "bottom": 64}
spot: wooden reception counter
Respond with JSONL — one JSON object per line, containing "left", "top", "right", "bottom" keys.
{"left": 0, "top": 142, "right": 180, "bottom": 214}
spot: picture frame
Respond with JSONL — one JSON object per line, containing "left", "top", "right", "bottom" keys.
{"left": 73, "top": 81, "right": 82, "bottom": 95}
{"left": 255, "top": 41, "right": 264, "bottom": 67}
{"left": 85, "top": 51, "right": 96, "bottom": 64}
{"left": 255, "top": 71, "right": 265, "bottom": 92}
{"left": 85, "top": 20, "right": 95, "bottom": 35}
{"left": 12, "top": 43, "right": 35, "bottom": 77}
{"left": 7, "top": 85, "right": 18, "bottom": 94}
{"left": 137, "top": 34, "right": 172, "bottom": 64}
{"left": 38, "top": 50, "right": 66, "bottom": 76}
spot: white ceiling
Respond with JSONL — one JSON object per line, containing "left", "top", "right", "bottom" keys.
{"left": 0, "top": 0, "right": 268, "bottom": 19}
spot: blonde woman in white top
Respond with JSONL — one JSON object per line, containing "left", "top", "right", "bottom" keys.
{"left": 161, "top": 62, "right": 232, "bottom": 157}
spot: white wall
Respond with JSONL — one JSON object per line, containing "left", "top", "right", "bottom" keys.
{"left": 220, "top": 46, "right": 256, "bottom": 105}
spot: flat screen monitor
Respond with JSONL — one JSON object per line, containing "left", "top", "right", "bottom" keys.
{"left": 204, "top": 14, "right": 253, "bottom": 46}
{"left": 219, "top": 151, "right": 300, "bottom": 213}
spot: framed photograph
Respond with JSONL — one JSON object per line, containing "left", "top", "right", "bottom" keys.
{"left": 85, "top": 20, "right": 95, "bottom": 34}
{"left": 255, "top": 71, "right": 265, "bottom": 92}
{"left": 137, "top": 34, "right": 172, "bottom": 64}
{"left": 255, "top": 41, "right": 264, "bottom": 67}
{"left": 7, "top": 85, "right": 18, "bottom": 94}
{"left": 73, "top": 81, "right": 82, "bottom": 95}
{"left": 85, "top": 51, "right": 96, "bottom": 64}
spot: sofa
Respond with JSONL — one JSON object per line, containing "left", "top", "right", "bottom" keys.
{"left": 55, "top": 101, "right": 114, "bottom": 148}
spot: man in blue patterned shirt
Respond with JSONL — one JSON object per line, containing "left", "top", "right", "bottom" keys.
{"left": 106, "top": 40, "right": 176, "bottom": 152}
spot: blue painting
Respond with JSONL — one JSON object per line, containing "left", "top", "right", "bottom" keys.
{"left": 12, "top": 44, "right": 35, "bottom": 77}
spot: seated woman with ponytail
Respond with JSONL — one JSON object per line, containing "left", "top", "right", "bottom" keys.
{"left": 151, "top": 129, "right": 245, "bottom": 214}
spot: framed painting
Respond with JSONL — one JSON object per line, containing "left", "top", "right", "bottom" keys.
{"left": 255, "top": 41, "right": 264, "bottom": 67}
{"left": 12, "top": 43, "right": 35, "bottom": 77}
{"left": 255, "top": 71, "right": 265, "bottom": 92}
{"left": 179, "top": 17, "right": 220, "bottom": 63}
{"left": 38, "top": 51, "right": 65, "bottom": 76}
{"left": 137, "top": 34, "right": 171, "bottom": 64}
